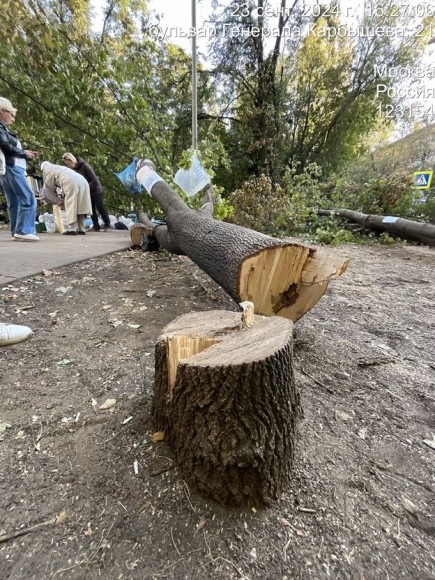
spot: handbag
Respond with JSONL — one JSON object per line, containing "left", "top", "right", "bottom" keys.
{"left": 0, "top": 149, "right": 5, "bottom": 176}
{"left": 40, "top": 185, "right": 64, "bottom": 207}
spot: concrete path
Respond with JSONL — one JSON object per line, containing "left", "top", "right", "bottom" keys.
{"left": 0, "top": 229, "right": 133, "bottom": 287}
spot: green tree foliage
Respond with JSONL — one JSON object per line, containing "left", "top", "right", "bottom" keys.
{"left": 208, "top": 0, "right": 434, "bottom": 188}
{"left": 0, "top": 0, "right": 219, "bottom": 214}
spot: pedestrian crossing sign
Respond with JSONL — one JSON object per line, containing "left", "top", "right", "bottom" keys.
{"left": 413, "top": 171, "right": 433, "bottom": 190}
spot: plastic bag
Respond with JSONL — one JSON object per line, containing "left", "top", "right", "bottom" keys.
{"left": 173, "top": 152, "right": 211, "bottom": 197}
{"left": 114, "top": 157, "right": 142, "bottom": 195}
{"left": 40, "top": 212, "right": 55, "bottom": 233}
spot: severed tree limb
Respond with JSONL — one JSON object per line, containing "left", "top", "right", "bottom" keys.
{"left": 318, "top": 209, "right": 435, "bottom": 247}
{"left": 132, "top": 162, "right": 349, "bottom": 322}
{"left": 199, "top": 183, "right": 216, "bottom": 216}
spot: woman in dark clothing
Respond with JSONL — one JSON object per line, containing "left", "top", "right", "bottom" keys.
{"left": 62, "top": 152, "right": 110, "bottom": 231}
{"left": 0, "top": 97, "right": 40, "bottom": 241}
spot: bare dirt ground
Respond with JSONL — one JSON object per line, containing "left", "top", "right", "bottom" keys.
{"left": 0, "top": 241, "right": 434, "bottom": 580}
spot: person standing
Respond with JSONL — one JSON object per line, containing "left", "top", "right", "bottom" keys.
{"left": 41, "top": 162, "right": 92, "bottom": 235}
{"left": 0, "top": 97, "right": 40, "bottom": 241}
{"left": 62, "top": 153, "right": 110, "bottom": 231}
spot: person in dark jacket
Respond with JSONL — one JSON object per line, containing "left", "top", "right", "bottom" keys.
{"left": 62, "top": 152, "right": 110, "bottom": 231}
{"left": 0, "top": 97, "right": 40, "bottom": 241}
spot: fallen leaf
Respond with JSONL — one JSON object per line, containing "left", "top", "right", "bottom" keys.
{"left": 146, "top": 290, "right": 157, "bottom": 297}
{"left": 280, "top": 517, "right": 291, "bottom": 527}
{"left": 91, "top": 398, "right": 98, "bottom": 408}
{"left": 57, "top": 359, "right": 74, "bottom": 366}
{"left": 34, "top": 441, "right": 41, "bottom": 452}
{"left": 139, "top": 306, "right": 148, "bottom": 311}
{"left": 102, "top": 304, "right": 112, "bottom": 311}
{"left": 358, "top": 427, "right": 368, "bottom": 440}
{"left": 109, "top": 319, "right": 123, "bottom": 328}
{"left": 335, "top": 410, "right": 352, "bottom": 422}
{"left": 99, "top": 399, "right": 116, "bottom": 411}
{"left": 55, "top": 511, "right": 68, "bottom": 525}
{"left": 150, "top": 431, "right": 165, "bottom": 443}
{"left": 0, "top": 421, "right": 12, "bottom": 435}
{"left": 128, "top": 324, "right": 141, "bottom": 329}
{"left": 48, "top": 311, "right": 59, "bottom": 318}
{"left": 42, "top": 269, "right": 54, "bottom": 277}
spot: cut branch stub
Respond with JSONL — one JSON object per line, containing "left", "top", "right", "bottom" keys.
{"left": 153, "top": 310, "right": 301, "bottom": 507}
{"left": 135, "top": 168, "right": 350, "bottom": 322}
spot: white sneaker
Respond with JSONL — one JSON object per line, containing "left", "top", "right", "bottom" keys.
{"left": 13, "top": 233, "right": 40, "bottom": 241}
{"left": 0, "top": 323, "right": 33, "bottom": 346}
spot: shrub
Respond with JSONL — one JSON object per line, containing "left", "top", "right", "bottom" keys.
{"left": 227, "top": 174, "right": 290, "bottom": 236}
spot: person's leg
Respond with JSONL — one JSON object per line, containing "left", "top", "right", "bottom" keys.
{"left": 77, "top": 214, "right": 86, "bottom": 233}
{"left": 90, "top": 196, "right": 100, "bottom": 231}
{"left": 94, "top": 192, "right": 110, "bottom": 229}
{"left": 1, "top": 173, "right": 19, "bottom": 236}
{"left": 7, "top": 166, "right": 37, "bottom": 235}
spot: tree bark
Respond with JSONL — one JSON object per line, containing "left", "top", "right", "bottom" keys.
{"left": 319, "top": 208, "right": 435, "bottom": 247}
{"left": 153, "top": 310, "right": 300, "bottom": 507}
{"left": 133, "top": 166, "right": 349, "bottom": 322}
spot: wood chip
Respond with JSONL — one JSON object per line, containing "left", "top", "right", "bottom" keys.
{"left": 150, "top": 431, "right": 165, "bottom": 443}
{"left": 99, "top": 399, "right": 116, "bottom": 411}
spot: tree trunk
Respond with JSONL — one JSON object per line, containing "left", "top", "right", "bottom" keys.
{"left": 153, "top": 309, "right": 300, "bottom": 507}
{"left": 133, "top": 165, "right": 349, "bottom": 322}
{"left": 319, "top": 208, "right": 435, "bottom": 247}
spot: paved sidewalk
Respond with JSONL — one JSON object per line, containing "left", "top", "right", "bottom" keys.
{"left": 0, "top": 229, "right": 133, "bottom": 287}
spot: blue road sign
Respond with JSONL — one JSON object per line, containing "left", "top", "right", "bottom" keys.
{"left": 413, "top": 171, "right": 433, "bottom": 190}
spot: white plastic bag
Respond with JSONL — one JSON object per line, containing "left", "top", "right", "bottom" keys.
{"left": 42, "top": 213, "right": 56, "bottom": 233}
{"left": 173, "top": 152, "right": 211, "bottom": 197}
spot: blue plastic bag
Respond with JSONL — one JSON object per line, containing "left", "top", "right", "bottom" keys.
{"left": 114, "top": 157, "right": 142, "bottom": 195}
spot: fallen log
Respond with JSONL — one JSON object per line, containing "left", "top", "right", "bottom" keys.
{"left": 132, "top": 162, "right": 349, "bottom": 322}
{"left": 153, "top": 308, "right": 300, "bottom": 507}
{"left": 318, "top": 208, "right": 435, "bottom": 247}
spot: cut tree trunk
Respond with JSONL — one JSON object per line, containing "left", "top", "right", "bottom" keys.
{"left": 132, "top": 166, "right": 349, "bottom": 322}
{"left": 153, "top": 309, "right": 300, "bottom": 507}
{"left": 318, "top": 209, "right": 435, "bottom": 247}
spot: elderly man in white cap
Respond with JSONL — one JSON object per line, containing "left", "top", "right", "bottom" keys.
{"left": 40, "top": 161, "right": 92, "bottom": 235}
{"left": 0, "top": 96, "right": 40, "bottom": 241}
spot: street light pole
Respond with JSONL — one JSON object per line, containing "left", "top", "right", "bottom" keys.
{"left": 191, "top": 0, "right": 198, "bottom": 151}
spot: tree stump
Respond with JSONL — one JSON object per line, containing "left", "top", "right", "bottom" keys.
{"left": 153, "top": 309, "right": 301, "bottom": 507}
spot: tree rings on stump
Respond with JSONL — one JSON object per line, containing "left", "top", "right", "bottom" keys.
{"left": 153, "top": 310, "right": 301, "bottom": 507}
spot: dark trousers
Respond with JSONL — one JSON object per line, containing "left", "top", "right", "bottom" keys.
{"left": 91, "top": 192, "right": 110, "bottom": 230}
